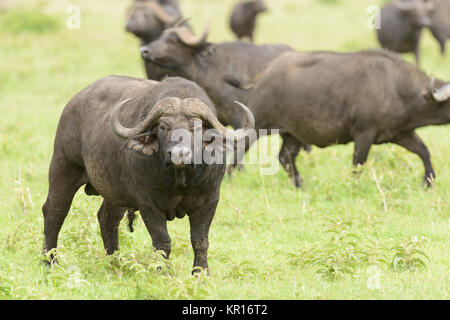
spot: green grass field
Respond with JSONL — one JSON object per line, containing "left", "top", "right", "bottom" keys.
{"left": 0, "top": 0, "right": 449, "bottom": 299}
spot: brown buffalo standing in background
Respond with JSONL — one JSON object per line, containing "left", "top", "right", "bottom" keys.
{"left": 226, "top": 50, "right": 450, "bottom": 187}
{"left": 376, "top": 0, "right": 434, "bottom": 66}
{"left": 125, "top": 0, "right": 190, "bottom": 79}
{"left": 229, "top": 0, "right": 267, "bottom": 42}
{"left": 429, "top": 0, "right": 450, "bottom": 54}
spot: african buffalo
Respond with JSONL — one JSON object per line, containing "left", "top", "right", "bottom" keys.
{"left": 126, "top": 0, "right": 185, "bottom": 44}
{"left": 429, "top": 0, "right": 450, "bottom": 54}
{"left": 376, "top": 0, "right": 434, "bottom": 66}
{"left": 42, "top": 76, "right": 254, "bottom": 273}
{"left": 229, "top": 0, "right": 267, "bottom": 42}
{"left": 140, "top": 20, "right": 309, "bottom": 187}
{"left": 125, "top": 0, "right": 189, "bottom": 80}
{"left": 226, "top": 50, "right": 450, "bottom": 187}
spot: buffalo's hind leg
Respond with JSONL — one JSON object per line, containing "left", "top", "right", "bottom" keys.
{"left": 97, "top": 201, "right": 126, "bottom": 255}
{"left": 278, "top": 133, "right": 302, "bottom": 188}
{"left": 42, "top": 156, "right": 86, "bottom": 264}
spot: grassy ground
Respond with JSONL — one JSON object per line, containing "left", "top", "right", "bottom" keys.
{"left": 0, "top": 0, "right": 449, "bottom": 299}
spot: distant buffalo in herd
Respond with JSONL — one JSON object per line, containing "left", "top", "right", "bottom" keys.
{"left": 429, "top": 0, "right": 450, "bottom": 54}
{"left": 125, "top": 0, "right": 190, "bottom": 80}
{"left": 377, "top": 0, "right": 450, "bottom": 65}
{"left": 229, "top": 0, "right": 267, "bottom": 42}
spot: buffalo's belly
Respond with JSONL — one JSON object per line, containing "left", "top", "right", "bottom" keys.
{"left": 279, "top": 107, "right": 353, "bottom": 147}
{"left": 83, "top": 156, "right": 136, "bottom": 207}
{"left": 292, "top": 124, "right": 352, "bottom": 148}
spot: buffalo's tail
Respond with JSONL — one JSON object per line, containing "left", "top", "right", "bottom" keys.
{"left": 127, "top": 210, "right": 136, "bottom": 232}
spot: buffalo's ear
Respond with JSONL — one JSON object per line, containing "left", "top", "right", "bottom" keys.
{"left": 422, "top": 89, "right": 434, "bottom": 103}
{"left": 127, "top": 133, "right": 159, "bottom": 156}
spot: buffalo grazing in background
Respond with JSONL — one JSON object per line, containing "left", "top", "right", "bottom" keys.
{"left": 125, "top": 0, "right": 190, "bottom": 79}
{"left": 376, "top": 0, "right": 434, "bottom": 66}
{"left": 429, "top": 0, "right": 450, "bottom": 54}
{"left": 229, "top": 0, "right": 267, "bottom": 42}
{"left": 42, "top": 76, "right": 254, "bottom": 273}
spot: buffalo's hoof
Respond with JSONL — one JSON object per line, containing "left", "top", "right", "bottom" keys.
{"left": 226, "top": 164, "right": 244, "bottom": 176}
{"left": 294, "top": 175, "right": 302, "bottom": 188}
{"left": 422, "top": 174, "right": 435, "bottom": 189}
{"left": 192, "top": 266, "right": 210, "bottom": 276}
{"left": 40, "top": 256, "right": 58, "bottom": 267}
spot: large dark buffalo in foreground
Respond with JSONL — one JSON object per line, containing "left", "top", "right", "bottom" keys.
{"left": 229, "top": 0, "right": 267, "bottom": 42}
{"left": 125, "top": 0, "right": 189, "bottom": 80}
{"left": 376, "top": 0, "right": 434, "bottom": 66}
{"left": 226, "top": 50, "right": 450, "bottom": 187}
{"left": 429, "top": 0, "right": 450, "bottom": 54}
{"left": 140, "top": 20, "right": 309, "bottom": 186}
{"left": 42, "top": 76, "right": 254, "bottom": 273}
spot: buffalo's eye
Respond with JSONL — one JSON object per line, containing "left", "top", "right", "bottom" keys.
{"left": 159, "top": 124, "right": 170, "bottom": 132}
{"left": 159, "top": 118, "right": 173, "bottom": 132}
{"left": 138, "top": 132, "right": 157, "bottom": 145}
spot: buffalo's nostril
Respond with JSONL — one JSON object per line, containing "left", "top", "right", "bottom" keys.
{"left": 140, "top": 46, "right": 150, "bottom": 59}
{"left": 126, "top": 22, "right": 136, "bottom": 32}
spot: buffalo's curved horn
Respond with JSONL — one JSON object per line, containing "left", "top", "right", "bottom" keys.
{"left": 174, "top": 19, "right": 210, "bottom": 47}
{"left": 110, "top": 97, "right": 179, "bottom": 139}
{"left": 174, "top": 17, "right": 191, "bottom": 28}
{"left": 234, "top": 101, "right": 255, "bottom": 132}
{"left": 191, "top": 100, "right": 254, "bottom": 143}
{"left": 428, "top": 77, "right": 450, "bottom": 102}
{"left": 110, "top": 98, "right": 136, "bottom": 139}
{"left": 145, "top": 2, "right": 179, "bottom": 25}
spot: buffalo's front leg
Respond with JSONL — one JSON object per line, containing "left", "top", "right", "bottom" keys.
{"left": 189, "top": 199, "right": 219, "bottom": 275}
{"left": 353, "top": 130, "right": 377, "bottom": 167}
{"left": 394, "top": 131, "right": 435, "bottom": 187}
{"left": 140, "top": 204, "right": 171, "bottom": 259}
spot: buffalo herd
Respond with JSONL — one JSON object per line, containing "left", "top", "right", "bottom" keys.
{"left": 42, "top": 0, "right": 450, "bottom": 273}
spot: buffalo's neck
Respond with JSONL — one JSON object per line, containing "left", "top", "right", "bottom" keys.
{"left": 404, "top": 107, "right": 449, "bottom": 131}
{"left": 180, "top": 54, "right": 220, "bottom": 88}
{"left": 406, "top": 78, "right": 450, "bottom": 130}
{"left": 132, "top": 159, "right": 224, "bottom": 196}
{"left": 142, "top": 163, "right": 225, "bottom": 219}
